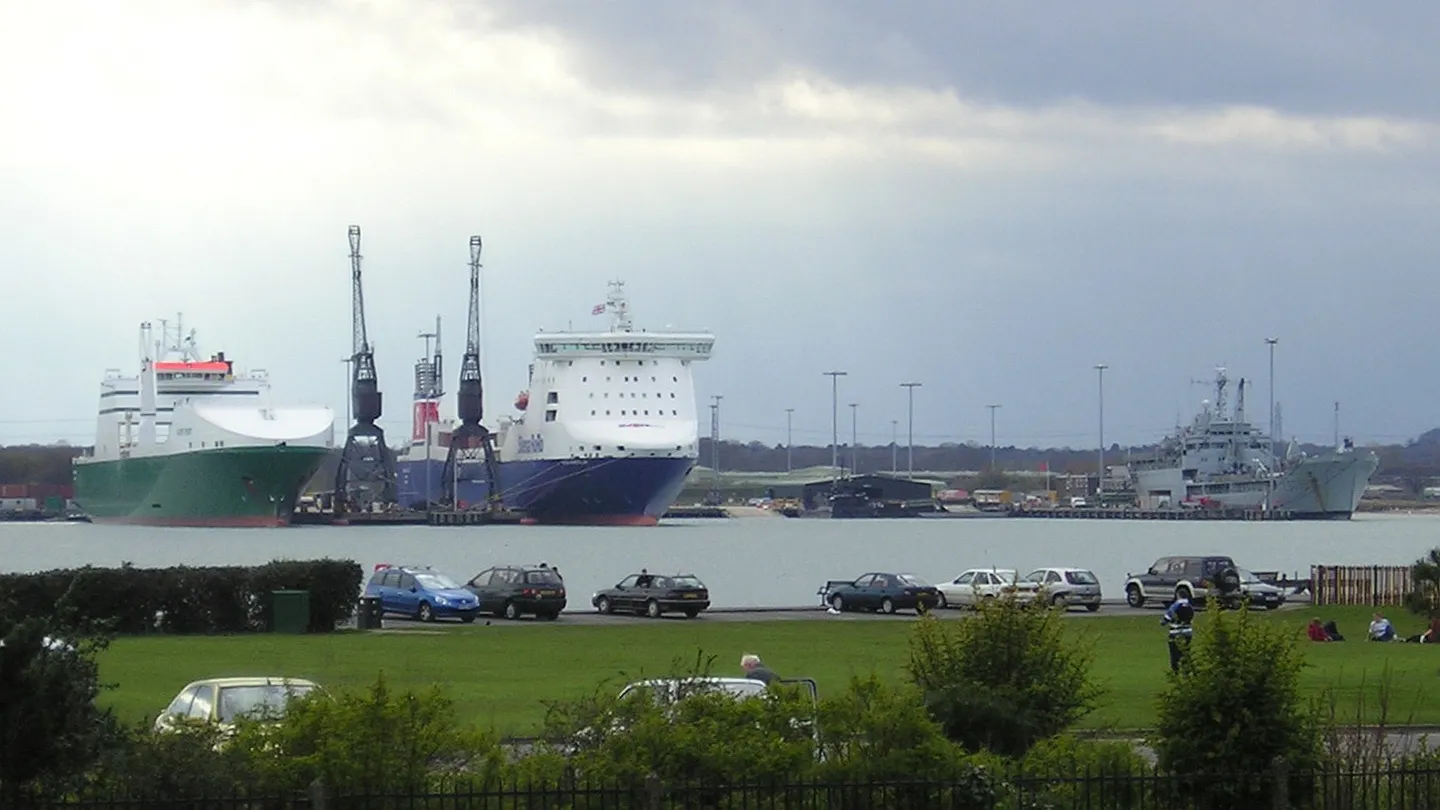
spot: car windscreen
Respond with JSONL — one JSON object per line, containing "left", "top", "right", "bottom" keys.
{"left": 671, "top": 576, "right": 705, "bottom": 588}
{"left": 897, "top": 574, "right": 930, "bottom": 588}
{"left": 526, "top": 569, "right": 563, "bottom": 585}
{"left": 217, "top": 684, "right": 315, "bottom": 723}
{"left": 415, "top": 573, "right": 461, "bottom": 590}
{"left": 1236, "top": 568, "right": 1261, "bottom": 583}
{"left": 1065, "top": 570, "right": 1099, "bottom": 585}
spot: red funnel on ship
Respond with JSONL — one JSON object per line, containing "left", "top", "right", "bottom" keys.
{"left": 515, "top": 391, "right": 529, "bottom": 411}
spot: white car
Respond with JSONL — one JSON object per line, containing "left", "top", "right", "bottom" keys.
{"left": 936, "top": 569, "right": 1020, "bottom": 609}
{"left": 1017, "top": 567, "right": 1103, "bottom": 611}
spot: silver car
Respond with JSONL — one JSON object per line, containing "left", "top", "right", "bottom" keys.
{"left": 1018, "top": 567, "right": 1103, "bottom": 612}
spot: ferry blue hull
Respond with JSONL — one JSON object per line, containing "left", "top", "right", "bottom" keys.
{"left": 395, "top": 456, "right": 696, "bottom": 525}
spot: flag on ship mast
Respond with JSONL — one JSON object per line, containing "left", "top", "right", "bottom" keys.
{"left": 591, "top": 303, "right": 605, "bottom": 315}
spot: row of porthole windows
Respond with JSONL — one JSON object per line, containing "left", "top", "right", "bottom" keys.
{"left": 591, "top": 410, "right": 679, "bottom": 417}
{"left": 581, "top": 376, "right": 680, "bottom": 383}
{"left": 590, "top": 392, "right": 675, "bottom": 399}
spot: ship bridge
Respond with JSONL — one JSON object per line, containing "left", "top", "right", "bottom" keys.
{"left": 533, "top": 333, "right": 714, "bottom": 360}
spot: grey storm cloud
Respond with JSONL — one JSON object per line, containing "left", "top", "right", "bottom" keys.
{"left": 482, "top": 0, "right": 1440, "bottom": 118}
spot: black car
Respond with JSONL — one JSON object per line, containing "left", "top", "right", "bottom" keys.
{"left": 464, "top": 563, "right": 567, "bottom": 620}
{"left": 822, "top": 572, "right": 940, "bottom": 614}
{"left": 592, "top": 571, "right": 710, "bottom": 618}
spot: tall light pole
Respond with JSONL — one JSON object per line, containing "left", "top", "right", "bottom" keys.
{"left": 340, "top": 357, "right": 354, "bottom": 436}
{"left": 1265, "top": 337, "right": 1279, "bottom": 449}
{"left": 784, "top": 408, "right": 794, "bottom": 473}
{"left": 1095, "top": 364, "right": 1108, "bottom": 502}
{"left": 900, "top": 382, "right": 921, "bottom": 476}
{"left": 986, "top": 404, "right": 1001, "bottom": 471}
{"left": 709, "top": 395, "right": 723, "bottom": 501}
{"left": 823, "top": 371, "right": 847, "bottom": 479}
{"left": 849, "top": 403, "right": 858, "bottom": 476}
{"left": 891, "top": 420, "right": 898, "bottom": 473}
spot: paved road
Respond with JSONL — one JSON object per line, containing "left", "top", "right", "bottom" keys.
{"left": 365, "top": 600, "right": 1306, "bottom": 630}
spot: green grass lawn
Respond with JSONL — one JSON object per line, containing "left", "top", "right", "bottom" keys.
{"left": 97, "top": 606, "right": 1440, "bottom": 736}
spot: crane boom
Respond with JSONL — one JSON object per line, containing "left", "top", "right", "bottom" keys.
{"left": 442, "top": 234, "right": 500, "bottom": 509}
{"left": 335, "top": 224, "right": 396, "bottom": 513}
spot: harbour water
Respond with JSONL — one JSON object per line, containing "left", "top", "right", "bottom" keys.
{"left": 1, "top": 513, "right": 1435, "bottom": 611}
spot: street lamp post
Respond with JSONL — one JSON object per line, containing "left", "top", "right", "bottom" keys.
{"left": 891, "top": 420, "right": 898, "bottom": 473}
{"left": 1095, "top": 364, "right": 1108, "bottom": 502}
{"left": 986, "top": 404, "right": 1001, "bottom": 471}
{"left": 849, "top": 403, "right": 858, "bottom": 476}
{"left": 1265, "top": 337, "right": 1279, "bottom": 447}
{"left": 823, "top": 372, "right": 847, "bottom": 479}
{"left": 900, "top": 382, "right": 921, "bottom": 476}
{"left": 785, "top": 408, "right": 794, "bottom": 473}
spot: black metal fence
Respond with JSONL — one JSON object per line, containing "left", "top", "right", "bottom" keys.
{"left": 25, "top": 766, "right": 1440, "bottom": 810}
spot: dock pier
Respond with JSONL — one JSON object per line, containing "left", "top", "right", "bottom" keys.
{"left": 1008, "top": 506, "right": 1294, "bottom": 521}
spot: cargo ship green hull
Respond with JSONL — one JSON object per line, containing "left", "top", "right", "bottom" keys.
{"left": 73, "top": 446, "right": 331, "bottom": 527}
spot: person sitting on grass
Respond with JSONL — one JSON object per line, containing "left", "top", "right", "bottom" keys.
{"left": 1307, "top": 618, "right": 1330, "bottom": 642}
{"left": 1369, "top": 613, "right": 1396, "bottom": 642}
{"left": 1402, "top": 617, "right": 1440, "bottom": 644}
{"left": 1324, "top": 620, "right": 1345, "bottom": 641}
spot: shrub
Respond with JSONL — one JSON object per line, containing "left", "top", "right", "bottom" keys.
{"left": 1405, "top": 548, "right": 1440, "bottom": 619}
{"left": 1151, "top": 604, "right": 1318, "bottom": 807}
{"left": 0, "top": 559, "right": 363, "bottom": 635}
{"left": 907, "top": 596, "right": 1099, "bottom": 756}
{"left": 0, "top": 616, "right": 119, "bottom": 805}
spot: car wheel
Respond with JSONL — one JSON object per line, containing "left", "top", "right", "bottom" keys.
{"left": 460, "top": 615, "right": 476, "bottom": 624}
{"left": 829, "top": 594, "right": 845, "bottom": 612}
{"left": 646, "top": 599, "right": 661, "bottom": 619}
{"left": 881, "top": 597, "right": 896, "bottom": 615}
{"left": 1051, "top": 593, "right": 1069, "bottom": 610}
{"left": 503, "top": 601, "right": 521, "bottom": 621}
{"left": 539, "top": 611, "right": 559, "bottom": 621}
{"left": 1126, "top": 585, "right": 1145, "bottom": 608}
{"left": 936, "top": 593, "right": 949, "bottom": 609}
{"left": 1086, "top": 603, "right": 1101, "bottom": 613}
{"left": 683, "top": 608, "right": 699, "bottom": 619}
{"left": 417, "top": 602, "right": 433, "bottom": 623}
{"left": 596, "top": 597, "right": 612, "bottom": 615}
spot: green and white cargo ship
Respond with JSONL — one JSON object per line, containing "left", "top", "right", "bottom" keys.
{"left": 73, "top": 319, "right": 335, "bottom": 527}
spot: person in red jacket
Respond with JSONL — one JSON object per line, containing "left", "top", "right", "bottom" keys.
{"left": 1308, "top": 618, "right": 1330, "bottom": 642}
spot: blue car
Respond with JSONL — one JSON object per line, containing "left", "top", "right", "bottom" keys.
{"left": 364, "top": 565, "right": 480, "bottom": 623}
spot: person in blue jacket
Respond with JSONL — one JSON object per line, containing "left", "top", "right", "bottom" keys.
{"left": 1162, "top": 597, "right": 1196, "bottom": 672}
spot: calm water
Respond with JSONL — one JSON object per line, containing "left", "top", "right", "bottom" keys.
{"left": 1, "top": 513, "right": 1436, "bottom": 610}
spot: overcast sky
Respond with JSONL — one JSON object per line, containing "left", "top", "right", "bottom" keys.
{"left": 2, "top": 0, "right": 1438, "bottom": 452}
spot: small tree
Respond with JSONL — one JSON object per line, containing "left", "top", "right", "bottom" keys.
{"left": 907, "top": 596, "right": 1099, "bottom": 756}
{"left": 1152, "top": 605, "right": 1318, "bottom": 807}
{"left": 1404, "top": 548, "right": 1440, "bottom": 618}
{"left": 0, "top": 616, "right": 118, "bottom": 804}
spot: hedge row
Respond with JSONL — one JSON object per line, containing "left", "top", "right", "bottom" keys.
{"left": 0, "top": 559, "right": 363, "bottom": 634}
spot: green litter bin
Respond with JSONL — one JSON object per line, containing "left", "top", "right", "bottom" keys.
{"left": 271, "top": 590, "right": 310, "bottom": 634}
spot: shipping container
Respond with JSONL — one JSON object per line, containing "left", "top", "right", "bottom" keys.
{"left": 1, "top": 498, "right": 37, "bottom": 512}
{"left": 43, "top": 495, "right": 65, "bottom": 514}
{"left": 0, "top": 484, "right": 25, "bottom": 498}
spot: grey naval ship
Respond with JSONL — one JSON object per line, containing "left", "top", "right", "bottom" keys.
{"left": 1128, "top": 368, "right": 1378, "bottom": 519}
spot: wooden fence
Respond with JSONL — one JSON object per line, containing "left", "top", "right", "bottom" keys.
{"left": 1310, "top": 564, "right": 1414, "bottom": 607}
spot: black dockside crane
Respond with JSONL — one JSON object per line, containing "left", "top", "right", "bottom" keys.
{"left": 334, "top": 225, "right": 398, "bottom": 515}
{"left": 441, "top": 235, "right": 502, "bottom": 511}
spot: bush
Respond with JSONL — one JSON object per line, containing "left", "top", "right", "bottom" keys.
{"left": 0, "top": 559, "right": 363, "bottom": 635}
{"left": 907, "top": 596, "right": 1099, "bottom": 756}
{"left": 1405, "top": 548, "right": 1440, "bottom": 619}
{"left": 1151, "top": 604, "right": 1318, "bottom": 807}
{"left": 0, "top": 616, "right": 119, "bottom": 805}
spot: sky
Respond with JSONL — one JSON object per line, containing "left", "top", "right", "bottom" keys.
{"left": 2, "top": 0, "right": 1438, "bottom": 452}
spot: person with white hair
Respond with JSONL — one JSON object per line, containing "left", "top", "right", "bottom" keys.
{"left": 740, "top": 653, "right": 776, "bottom": 684}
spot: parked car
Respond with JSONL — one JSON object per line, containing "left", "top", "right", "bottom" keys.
{"left": 1124, "top": 555, "right": 1241, "bottom": 608}
{"left": 364, "top": 564, "right": 480, "bottom": 623}
{"left": 1232, "top": 567, "right": 1287, "bottom": 610}
{"left": 154, "top": 676, "right": 320, "bottom": 734}
{"left": 821, "top": 572, "right": 940, "bottom": 614}
{"left": 464, "top": 563, "right": 567, "bottom": 620}
{"left": 935, "top": 569, "right": 1019, "bottom": 609}
{"left": 592, "top": 571, "right": 710, "bottom": 618}
{"left": 1017, "top": 567, "right": 1104, "bottom": 611}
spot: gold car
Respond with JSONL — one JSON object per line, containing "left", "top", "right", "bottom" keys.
{"left": 154, "top": 676, "right": 320, "bottom": 733}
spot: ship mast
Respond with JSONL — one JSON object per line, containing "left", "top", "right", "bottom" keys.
{"left": 441, "top": 235, "right": 501, "bottom": 510}
{"left": 334, "top": 225, "right": 398, "bottom": 514}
